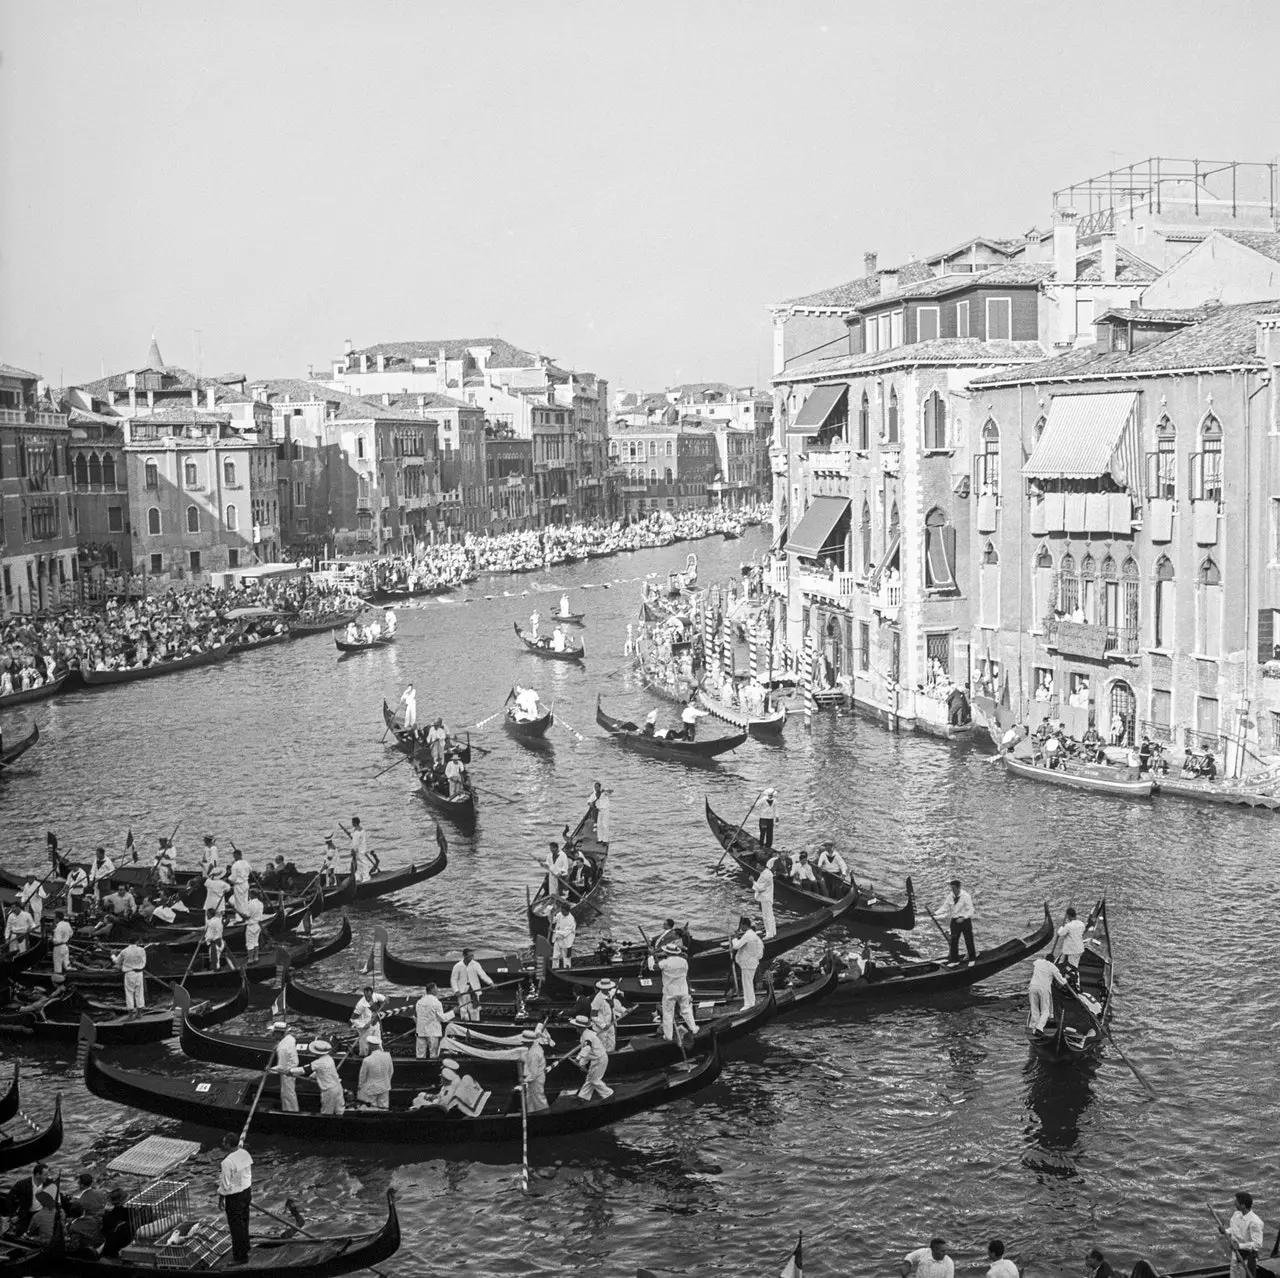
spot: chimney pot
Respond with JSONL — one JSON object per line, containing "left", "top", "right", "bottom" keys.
{"left": 344, "top": 338, "right": 353, "bottom": 356}
{"left": 879, "top": 270, "right": 899, "bottom": 296}
{"left": 1100, "top": 232, "right": 1117, "bottom": 285}
{"left": 1053, "top": 209, "right": 1078, "bottom": 284}
{"left": 864, "top": 252, "right": 878, "bottom": 275}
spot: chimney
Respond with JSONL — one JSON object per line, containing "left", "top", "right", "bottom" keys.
{"left": 864, "top": 251, "right": 878, "bottom": 276}
{"left": 1053, "top": 208, "right": 1078, "bottom": 283}
{"left": 205, "top": 386, "right": 217, "bottom": 409}
{"left": 344, "top": 338, "right": 353, "bottom": 356}
{"left": 191, "top": 388, "right": 199, "bottom": 408}
{"left": 1100, "top": 232, "right": 1118, "bottom": 285}
{"left": 381, "top": 392, "right": 391, "bottom": 406}
{"left": 879, "top": 270, "right": 899, "bottom": 296}
{"left": 360, "top": 354, "right": 369, "bottom": 373}
{"left": 377, "top": 354, "right": 386, "bottom": 372}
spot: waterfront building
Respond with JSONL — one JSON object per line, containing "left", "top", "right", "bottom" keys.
{"left": 484, "top": 425, "right": 535, "bottom": 533}
{"left": 1140, "top": 229, "right": 1280, "bottom": 308}
{"left": 65, "top": 407, "right": 130, "bottom": 581}
{"left": 609, "top": 420, "right": 718, "bottom": 519}
{"left": 0, "top": 364, "right": 77, "bottom": 616}
{"left": 968, "top": 301, "right": 1280, "bottom": 766}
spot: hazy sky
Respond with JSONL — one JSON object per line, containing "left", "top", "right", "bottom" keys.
{"left": 1, "top": 1, "right": 1277, "bottom": 394}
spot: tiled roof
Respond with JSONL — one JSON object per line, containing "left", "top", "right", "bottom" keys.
{"left": 134, "top": 404, "right": 231, "bottom": 426}
{"left": 776, "top": 338, "right": 1048, "bottom": 383}
{"left": 926, "top": 235, "right": 1026, "bottom": 264}
{"left": 1217, "top": 229, "right": 1280, "bottom": 264}
{"left": 384, "top": 391, "right": 471, "bottom": 412}
{"left": 1094, "top": 304, "right": 1221, "bottom": 327}
{"left": 0, "top": 362, "right": 39, "bottom": 380}
{"left": 255, "top": 378, "right": 427, "bottom": 424}
{"left": 778, "top": 259, "right": 934, "bottom": 311}
{"left": 972, "top": 299, "right": 1280, "bottom": 386}
{"left": 345, "top": 337, "right": 542, "bottom": 369}
{"left": 1073, "top": 246, "right": 1160, "bottom": 283}
{"left": 76, "top": 365, "right": 200, "bottom": 397}
{"left": 859, "top": 263, "right": 1055, "bottom": 312}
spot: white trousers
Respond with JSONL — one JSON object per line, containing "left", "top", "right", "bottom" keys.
{"left": 124, "top": 970, "right": 145, "bottom": 1010}
{"left": 737, "top": 960, "right": 759, "bottom": 1007}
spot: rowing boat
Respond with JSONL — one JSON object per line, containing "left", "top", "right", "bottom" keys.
{"left": 1027, "top": 898, "right": 1113, "bottom": 1059}
{"left": 0, "top": 724, "right": 39, "bottom": 771}
{"left": 0, "top": 672, "right": 74, "bottom": 710}
{"left": 317, "top": 824, "right": 449, "bottom": 907}
{"left": 527, "top": 807, "right": 606, "bottom": 942}
{"left": 381, "top": 700, "right": 472, "bottom": 762}
{"left": 80, "top": 632, "right": 292, "bottom": 686}
{"left": 0, "top": 1093, "right": 62, "bottom": 1176}
{"left": 695, "top": 684, "right": 787, "bottom": 736}
{"left": 596, "top": 696, "right": 746, "bottom": 760}
{"left": 417, "top": 767, "right": 477, "bottom": 831}
{"left": 704, "top": 800, "right": 915, "bottom": 929}
{"left": 1004, "top": 753, "right": 1154, "bottom": 798}
{"left": 503, "top": 704, "right": 554, "bottom": 740}
{"left": 288, "top": 608, "right": 363, "bottom": 637}
{"left": 334, "top": 634, "right": 395, "bottom": 653}
{"left": 83, "top": 1028, "right": 723, "bottom": 1144}
{"left": 553, "top": 610, "right": 586, "bottom": 627}
{"left": 0, "top": 1187, "right": 400, "bottom": 1278}
{"left": 513, "top": 622, "right": 585, "bottom": 662}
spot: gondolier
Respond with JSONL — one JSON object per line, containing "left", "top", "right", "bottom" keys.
{"left": 4, "top": 903, "right": 34, "bottom": 954}
{"left": 679, "top": 698, "right": 707, "bottom": 740}
{"left": 357, "top": 1045, "right": 395, "bottom": 1109}
{"left": 112, "top": 940, "right": 147, "bottom": 1013}
{"left": 816, "top": 842, "right": 849, "bottom": 891}
{"left": 587, "top": 781, "right": 611, "bottom": 850}
{"left": 426, "top": 719, "right": 448, "bottom": 767}
{"left": 201, "top": 835, "right": 220, "bottom": 876}
{"left": 1057, "top": 906, "right": 1086, "bottom": 968}
{"left": 398, "top": 683, "right": 417, "bottom": 730}
{"left": 571, "top": 1015, "right": 613, "bottom": 1100}
{"left": 51, "top": 910, "right": 73, "bottom": 977}
{"left": 351, "top": 985, "right": 387, "bottom": 1056}
{"left": 543, "top": 840, "right": 570, "bottom": 898}
{"left": 217, "top": 1135, "right": 253, "bottom": 1266}
{"left": 91, "top": 847, "right": 115, "bottom": 898}
{"left": 657, "top": 943, "right": 697, "bottom": 1041}
{"left": 1221, "top": 1191, "right": 1264, "bottom": 1278}
{"left": 901, "top": 1238, "right": 954, "bottom": 1278}
{"left": 290, "top": 1038, "right": 345, "bottom": 1115}
{"left": 752, "top": 860, "right": 776, "bottom": 939}
{"left": 450, "top": 948, "right": 494, "bottom": 1021}
{"left": 937, "top": 878, "right": 976, "bottom": 962}
{"left": 228, "top": 848, "right": 252, "bottom": 915}
{"left": 590, "top": 978, "right": 626, "bottom": 1051}
{"left": 758, "top": 788, "right": 777, "bottom": 847}
{"left": 64, "top": 863, "right": 88, "bottom": 919}
{"left": 551, "top": 900, "right": 577, "bottom": 968}
{"left": 153, "top": 838, "right": 177, "bottom": 886}
{"left": 1027, "top": 955, "right": 1067, "bottom": 1031}
{"left": 414, "top": 983, "right": 453, "bottom": 1058}
{"left": 272, "top": 1021, "right": 300, "bottom": 1112}
{"left": 730, "top": 916, "right": 764, "bottom": 1007}
{"left": 18, "top": 876, "right": 46, "bottom": 926}
{"left": 347, "top": 816, "right": 378, "bottom": 880}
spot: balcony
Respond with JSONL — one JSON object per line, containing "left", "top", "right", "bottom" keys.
{"left": 793, "top": 562, "right": 856, "bottom": 605}
{"left": 0, "top": 408, "right": 66, "bottom": 428}
{"left": 872, "top": 582, "right": 902, "bottom": 619}
{"left": 1044, "top": 619, "right": 1140, "bottom": 659}
{"left": 804, "top": 442, "right": 852, "bottom": 478}
{"left": 766, "top": 559, "right": 788, "bottom": 594}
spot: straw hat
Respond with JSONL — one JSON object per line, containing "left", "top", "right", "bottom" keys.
{"left": 660, "top": 942, "right": 684, "bottom": 955}
{"left": 520, "top": 1029, "right": 546, "bottom": 1043}
{"left": 270, "top": 1021, "right": 289, "bottom": 1033}
{"left": 595, "top": 978, "right": 617, "bottom": 992}
{"left": 570, "top": 1015, "right": 592, "bottom": 1029}
{"left": 308, "top": 1039, "right": 332, "bottom": 1054}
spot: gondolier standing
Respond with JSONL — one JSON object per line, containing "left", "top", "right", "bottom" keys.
{"left": 571, "top": 1014, "right": 614, "bottom": 1100}
{"left": 351, "top": 985, "right": 387, "bottom": 1056}
{"left": 1220, "top": 1191, "right": 1264, "bottom": 1278}
{"left": 91, "top": 847, "right": 115, "bottom": 899}
{"left": 112, "top": 940, "right": 147, "bottom": 1014}
{"left": 1027, "top": 955, "right": 1068, "bottom": 1031}
{"left": 64, "top": 863, "right": 88, "bottom": 920}
{"left": 414, "top": 983, "right": 453, "bottom": 1058}
{"left": 551, "top": 901, "right": 577, "bottom": 968}
{"left": 657, "top": 943, "right": 698, "bottom": 1041}
{"left": 937, "top": 878, "right": 976, "bottom": 962}
{"left": 730, "top": 915, "right": 764, "bottom": 1007}
{"left": 272, "top": 1022, "right": 300, "bottom": 1112}
{"left": 1056, "top": 906, "right": 1086, "bottom": 969}
{"left": 680, "top": 698, "right": 707, "bottom": 740}
{"left": 587, "top": 781, "right": 611, "bottom": 851}
{"left": 758, "top": 788, "right": 777, "bottom": 848}
{"left": 398, "top": 683, "right": 417, "bottom": 731}
{"left": 217, "top": 1134, "right": 253, "bottom": 1266}
{"left": 51, "top": 910, "right": 73, "bottom": 978}
{"left": 450, "top": 948, "right": 494, "bottom": 1022}
{"left": 752, "top": 860, "right": 776, "bottom": 939}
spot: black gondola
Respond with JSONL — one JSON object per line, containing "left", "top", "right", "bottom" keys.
{"left": 527, "top": 807, "right": 607, "bottom": 942}
{"left": 381, "top": 701, "right": 471, "bottom": 762}
{"left": 1027, "top": 898, "right": 1113, "bottom": 1059}
{"left": 417, "top": 766, "right": 477, "bottom": 831}
{"left": 288, "top": 607, "right": 363, "bottom": 637}
{"left": 317, "top": 824, "right": 449, "bottom": 908}
{"left": 0, "top": 672, "right": 73, "bottom": 710}
{"left": 596, "top": 696, "right": 746, "bottom": 760}
{"left": 0, "top": 1186, "right": 400, "bottom": 1278}
{"left": 334, "top": 634, "right": 395, "bottom": 653}
{"left": 83, "top": 1026, "right": 722, "bottom": 1145}
{"left": 79, "top": 632, "right": 292, "bottom": 686}
{"left": 513, "top": 622, "right": 585, "bottom": 662}
{"left": 503, "top": 704, "right": 555, "bottom": 740}
{"left": 704, "top": 800, "right": 916, "bottom": 930}
{"left": 0, "top": 724, "right": 40, "bottom": 771}
{"left": 0, "top": 1094, "right": 62, "bottom": 1176}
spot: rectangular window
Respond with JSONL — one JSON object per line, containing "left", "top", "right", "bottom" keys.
{"left": 878, "top": 314, "right": 891, "bottom": 350}
{"left": 917, "top": 307, "right": 940, "bottom": 342}
{"left": 986, "top": 297, "right": 1012, "bottom": 340}
{"left": 859, "top": 621, "right": 870, "bottom": 671}
{"left": 228, "top": 549, "right": 239, "bottom": 568}
{"left": 864, "top": 320, "right": 878, "bottom": 355}
{"left": 107, "top": 506, "right": 123, "bottom": 532}
{"left": 189, "top": 550, "right": 201, "bottom": 572}
{"left": 149, "top": 553, "right": 163, "bottom": 574}
{"left": 926, "top": 632, "right": 950, "bottom": 674}
{"left": 1196, "top": 695, "right": 1219, "bottom": 740}
{"left": 1075, "top": 299, "right": 1095, "bottom": 340}
{"left": 890, "top": 309, "right": 904, "bottom": 348}
{"left": 955, "top": 301, "right": 970, "bottom": 339}
{"left": 1151, "top": 688, "right": 1171, "bottom": 732}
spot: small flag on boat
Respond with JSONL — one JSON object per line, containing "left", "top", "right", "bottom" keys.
{"left": 46, "top": 831, "right": 57, "bottom": 852}
{"left": 270, "top": 987, "right": 287, "bottom": 1016}
{"left": 359, "top": 946, "right": 375, "bottom": 975}
{"left": 780, "top": 1232, "right": 802, "bottom": 1278}
{"left": 125, "top": 829, "right": 134, "bottom": 851}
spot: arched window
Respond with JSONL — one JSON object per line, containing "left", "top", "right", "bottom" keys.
{"left": 886, "top": 388, "right": 899, "bottom": 444}
{"left": 649, "top": 467, "right": 657, "bottom": 482}
{"left": 979, "top": 542, "right": 999, "bottom": 627}
{"left": 889, "top": 501, "right": 900, "bottom": 544}
{"left": 1153, "top": 554, "right": 1175, "bottom": 648}
{"left": 664, "top": 468, "right": 673, "bottom": 484}
{"left": 103, "top": 453, "right": 116, "bottom": 488}
{"left": 1196, "top": 556, "right": 1222, "bottom": 656}
{"left": 1197, "top": 413, "right": 1223, "bottom": 504}
{"left": 186, "top": 505, "right": 200, "bottom": 533}
{"left": 1100, "top": 555, "right": 1118, "bottom": 630}
{"left": 144, "top": 459, "right": 158, "bottom": 490}
{"left": 978, "top": 419, "right": 1000, "bottom": 497}
{"left": 184, "top": 460, "right": 198, "bottom": 488}
{"left": 226, "top": 504, "right": 238, "bottom": 531}
{"left": 1080, "top": 553, "right": 1098, "bottom": 623}
{"left": 74, "top": 453, "right": 88, "bottom": 486}
{"left": 665, "top": 440, "right": 673, "bottom": 456}
{"left": 1033, "top": 544, "right": 1055, "bottom": 624}
{"left": 923, "top": 391, "right": 947, "bottom": 451}
{"left": 1059, "top": 552, "right": 1079, "bottom": 615}
{"left": 358, "top": 474, "right": 370, "bottom": 504}
{"left": 87, "top": 452, "right": 102, "bottom": 486}
{"left": 224, "top": 460, "right": 237, "bottom": 487}
{"left": 860, "top": 499, "right": 872, "bottom": 575}
{"left": 1120, "top": 557, "right": 1140, "bottom": 648}
{"left": 1034, "top": 415, "right": 1047, "bottom": 443}
{"left": 923, "top": 507, "right": 957, "bottom": 591}
{"left": 1153, "top": 414, "right": 1176, "bottom": 499}
{"left": 147, "top": 507, "right": 161, "bottom": 535}
{"left": 858, "top": 392, "right": 870, "bottom": 451}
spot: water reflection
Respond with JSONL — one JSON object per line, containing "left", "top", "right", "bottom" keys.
{"left": 1022, "top": 1052, "right": 1098, "bottom": 1177}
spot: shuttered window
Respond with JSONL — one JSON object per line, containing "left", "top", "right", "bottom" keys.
{"left": 986, "top": 297, "right": 1012, "bottom": 340}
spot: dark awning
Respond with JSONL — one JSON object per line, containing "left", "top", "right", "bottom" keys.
{"left": 786, "top": 496, "right": 850, "bottom": 558}
{"left": 867, "top": 532, "right": 901, "bottom": 592}
{"left": 787, "top": 384, "right": 847, "bottom": 436}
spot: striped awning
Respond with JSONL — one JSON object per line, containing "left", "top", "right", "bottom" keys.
{"left": 1022, "top": 392, "right": 1143, "bottom": 497}
{"left": 786, "top": 496, "right": 850, "bottom": 558}
{"left": 867, "top": 532, "right": 901, "bottom": 593}
{"left": 787, "top": 384, "right": 847, "bottom": 436}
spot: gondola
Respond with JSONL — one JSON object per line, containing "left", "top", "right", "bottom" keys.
{"left": 334, "top": 633, "right": 395, "bottom": 653}
{"left": 0, "top": 1094, "right": 63, "bottom": 1176}
{"left": 288, "top": 608, "right": 363, "bottom": 637}
{"left": 0, "top": 672, "right": 73, "bottom": 710}
{"left": 1027, "top": 898, "right": 1114, "bottom": 1060}
{"left": 1004, "top": 753, "right": 1154, "bottom": 798}
{"left": 527, "top": 808, "right": 607, "bottom": 942}
{"left": 317, "top": 824, "right": 449, "bottom": 908}
{"left": 513, "top": 622, "right": 585, "bottom": 662}
{"left": 596, "top": 696, "right": 747, "bottom": 760}
{"left": 79, "top": 632, "right": 292, "bottom": 686}
{"left": 704, "top": 800, "right": 916, "bottom": 930}
{"left": 108, "top": 884, "right": 325, "bottom": 953}
{"left": 553, "top": 611, "right": 586, "bottom": 627}
{"left": 0, "top": 973, "right": 248, "bottom": 1046}
{"left": 780, "top": 906, "right": 1055, "bottom": 1005}
{"left": 503, "top": 704, "right": 555, "bottom": 740}
{"left": 0, "top": 724, "right": 40, "bottom": 770}
{"left": 0, "top": 1186, "right": 400, "bottom": 1278}
{"left": 0, "top": 1065, "right": 17, "bottom": 1125}
{"left": 0, "top": 936, "right": 49, "bottom": 976}
{"left": 83, "top": 1027, "right": 722, "bottom": 1145}
{"left": 417, "top": 766, "right": 478, "bottom": 831}
{"left": 695, "top": 684, "right": 787, "bottom": 736}
{"left": 381, "top": 701, "right": 472, "bottom": 762}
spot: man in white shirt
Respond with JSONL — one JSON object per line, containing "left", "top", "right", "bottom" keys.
{"left": 153, "top": 839, "right": 176, "bottom": 886}
{"left": 202, "top": 871, "right": 230, "bottom": 915}
{"left": 589, "top": 978, "right": 626, "bottom": 1052}
{"left": 542, "top": 841, "right": 570, "bottom": 899}
{"left": 290, "top": 1039, "right": 344, "bottom": 1114}
{"left": 217, "top": 1135, "right": 253, "bottom": 1265}
{"left": 426, "top": 720, "right": 448, "bottom": 767}
{"left": 242, "top": 898, "right": 265, "bottom": 962}
{"left": 112, "top": 940, "right": 148, "bottom": 1012}
{"left": 51, "top": 911, "right": 73, "bottom": 977}
{"left": 816, "top": 842, "right": 849, "bottom": 893}
{"left": 350, "top": 985, "right": 387, "bottom": 1056}
{"left": 513, "top": 688, "right": 541, "bottom": 722}
{"left": 936, "top": 878, "right": 976, "bottom": 962}
{"left": 1056, "top": 906, "right": 1087, "bottom": 969}
{"left": 529, "top": 609, "right": 540, "bottom": 639}
{"left": 398, "top": 682, "right": 416, "bottom": 730}
{"left": 18, "top": 878, "right": 46, "bottom": 927}
{"left": 586, "top": 781, "right": 611, "bottom": 849}
{"left": 752, "top": 862, "right": 776, "bottom": 939}
{"left": 200, "top": 836, "right": 220, "bottom": 877}
{"left": 450, "top": 948, "right": 494, "bottom": 1022}
{"left": 986, "top": 1239, "right": 1019, "bottom": 1278}
{"left": 228, "top": 850, "right": 252, "bottom": 916}
{"left": 415, "top": 982, "right": 453, "bottom": 1059}
{"left": 90, "top": 848, "right": 115, "bottom": 898}
{"left": 901, "top": 1238, "right": 954, "bottom": 1278}
{"left": 204, "top": 910, "right": 225, "bottom": 970}
{"left": 657, "top": 943, "right": 698, "bottom": 1041}
{"left": 346, "top": 817, "right": 377, "bottom": 879}
{"left": 572, "top": 1015, "right": 614, "bottom": 1101}
{"left": 271, "top": 1022, "right": 300, "bottom": 1112}
{"left": 758, "top": 788, "right": 778, "bottom": 847}
{"left": 64, "top": 864, "right": 88, "bottom": 919}
{"left": 792, "top": 852, "right": 817, "bottom": 887}
{"left": 1028, "top": 955, "right": 1068, "bottom": 1031}
{"left": 1222, "top": 1190, "right": 1264, "bottom": 1278}
{"left": 551, "top": 625, "right": 567, "bottom": 653}
{"left": 679, "top": 700, "right": 707, "bottom": 741}
{"left": 730, "top": 916, "right": 764, "bottom": 1007}
{"left": 551, "top": 901, "right": 577, "bottom": 969}
{"left": 5, "top": 905, "right": 35, "bottom": 954}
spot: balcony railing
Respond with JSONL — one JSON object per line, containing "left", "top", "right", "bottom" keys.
{"left": 1183, "top": 727, "right": 1226, "bottom": 753}
{"left": 0, "top": 408, "right": 66, "bottom": 427}
{"left": 1138, "top": 718, "right": 1174, "bottom": 744}
{"left": 872, "top": 582, "right": 902, "bottom": 616}
{"left": 794, "top": 562, "right": 855, "bottom": 604}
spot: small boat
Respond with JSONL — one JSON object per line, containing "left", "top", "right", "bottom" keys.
{"left": 1004, "top": 753, "right": 1153, "bottom": 798}
{"left": 596, "top": 696, "right": 747, "bottom": 761}
{"left": 288, "top": 608, "right": 363, "bottom": 637}
{"left": 417, "top": 767, "right": 477, "bottom": 831}
{"left": 334, "top": 633, "right": 395, "bottom": 653}
{"left": 0, "top": 1093, "right": 63, "bottom": 1176}
{"left": 503, "top": 702, "right": 554, "bottom": 740}
{"left": 720, "top": 527, "right": 741, "bottom": 541}
{"left": 1027, "top": 898, "right": 1113, "bottom": 1060}
{"left": 0, "top": 671, "right": 73, "bottom": 710}
{"left": 1153, "top": 773, "right": 1280, "bottom": 811}
{"left": 696, "top": 683, "right": 787, "bottom": 737}
{"left": 381, "top": 701, "right": 471, "bottom": 762}
{"left": 513, "top": 622, "right": 585, "bottom": 662}
{"left": 0, "top": 724, "right": 39, "bottom": 771}
{"left": 635, "top": 649, "right": 695, "bottom": 705}
{"left": 0, "top": 1186, "right": 401, "bottom": 1277}
{"left": 526, "top": 808, "right": 607, "bottom": 942}
{"left": 80, "top": 632, "right": 292, "bottom": 686}
{"left": 704, "top": 800, "right": 915, "bottom": 930}
{"left": 779, "top": 906, "right": 1055, "bottom": 1005}
{"left": 0, "top": 1064, "right": 17, "bottom": 1125}
{"left": 317, "top": 824, "right": 449, "bottom": 908}
{"left": 82, "top": 1027, "right": 722, "bottom": 1145}
{"left": 553, "top": 610, "right": 586, "bottom": 627}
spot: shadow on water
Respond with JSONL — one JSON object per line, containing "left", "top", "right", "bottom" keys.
{"left": 1021, "top": 1050, "right": 1099, "bottom": 1177}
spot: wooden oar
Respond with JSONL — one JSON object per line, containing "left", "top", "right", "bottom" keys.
{"left": 372, "top": 753, "right": 411, "bottom": 781}
{"left": 237, "top": 1047, "right": 280, "bottom": 1147}
{"left": 1065, "top": 981, "right": 1158, "bottom": 1100}
{"left": 716, "top": 790, "right": 765, "bottom": 868}
{"left": 250, "top": 1200, "right": 390, "bottom": 1277}
{"left": 477, "top": 785, "right": 521, "bottom": 806}
{"left": 1207, "top": 1203, "right": 1254, "bottom": 1270}
{"left": 922, "top": 902, "right": 952, "bottom": 949}
{"left": 554, "top": 710, "right": 584, "bottom": 742}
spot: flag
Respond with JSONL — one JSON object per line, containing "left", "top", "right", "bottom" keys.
{"left": 359, "top": 946, "right": 375, "bottom": 975}
{"left": 781, "top": 1233, "right": 802, "bottom": 1278}
{"left": 270, "top": 987, "right": 287, "bottom": 1016}
{"left": 125, "top": 829, "right": 134, "bottom": 851}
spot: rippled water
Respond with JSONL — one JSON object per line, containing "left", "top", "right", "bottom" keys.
{"left": 2, "top": 527, "right": 1278, "bottom": 1277}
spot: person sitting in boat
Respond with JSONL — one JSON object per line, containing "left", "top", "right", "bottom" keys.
{"left": 551, "top": 625, "right": 567, "bottom": 653}
{"left": 816, "top": 842, "right": 850, "bottom": 892}
{"left": 345, "top": 622, "right": 361, "bottom": 644}
{"left": 513, "top": 686, "right": 542, "bottom": 722}
{"left": 642, "top": 708, "right": 659, "bottom": 736}
{"left": 791, "top": 851, "right": 817, "bottom": 887}
{"left": 1041, "top": 732, "right": 1063, "bottom": 770}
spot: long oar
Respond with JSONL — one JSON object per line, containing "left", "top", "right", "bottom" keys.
{"left": 554, "top": 710, "right": 584, "bottom": 743}
{"left": 250, "top": 1201, "right": 391, "bottom": 1277}
{"left": 1207, "top": 1203, "right": 1254, "bottom": 1271}
{"left": 1066, "top": 981, "right": 1158, "bottom": 1100}
{"left": 477, "top": 785, "right": 521, "bottom": 806}
{"left": 921, "top": 901, "right": 953, "bottom": 949}
{"left": 372, "top": 753, "right": 411, "bottom": 781}
{"left": 237, "top": 1047, "right": 279, "bottom": 1147}
{"left": 716, "top": 790, "right": 764, "bottom": 868}
{"left": 472, "top": 706, "right": 508, "bottom": 730}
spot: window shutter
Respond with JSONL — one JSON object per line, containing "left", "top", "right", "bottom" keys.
{"left": 1260, "top": 608, "right": 1276, "bottom": 664}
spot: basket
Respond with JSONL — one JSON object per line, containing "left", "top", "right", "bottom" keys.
{"left": 126, "top": 1179, "right": 192, "bottom": 1243}
{"left": 154, "top": 1217, "right": 233, "bottom": 1270}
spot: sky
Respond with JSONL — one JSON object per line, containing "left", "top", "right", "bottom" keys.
{"left": 1, "top": 0, "right": 1277, "bottom": 395}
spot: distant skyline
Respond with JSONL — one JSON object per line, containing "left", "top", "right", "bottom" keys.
{"left": 2, "top": 0, "right": 1277, "bottom": 394}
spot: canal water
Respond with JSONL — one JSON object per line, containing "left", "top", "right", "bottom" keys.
{"left": 2, "top": 527, "right": 1277, "bottom": 1277}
